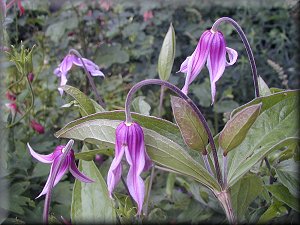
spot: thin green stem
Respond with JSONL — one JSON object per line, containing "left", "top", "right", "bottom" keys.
{"left": 144, "top": 163, "right": 155, "bottom": 217}
{"left": 158, "top": 86, "right": 165, "bottom": 117}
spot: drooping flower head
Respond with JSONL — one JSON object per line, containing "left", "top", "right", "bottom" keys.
{"left": 28, "top": 143, "right": 94, "bottom": 198}
{"left": 54, "top": 54, "right": 104, "bottom": 95}
{"left": 179, "top": 29, "right": 238, "bottom": 103}
{"left": 107, "top": 122, "right": 152, "bottom": 215}
{"left": 30, "top": 119, "right": 45, "bottom": 134}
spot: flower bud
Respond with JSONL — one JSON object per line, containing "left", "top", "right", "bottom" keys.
{"left": 30, "top": 120, "right": 45, "bottom": 134}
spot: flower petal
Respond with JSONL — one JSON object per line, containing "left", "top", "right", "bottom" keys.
{"left": 27, "top": 143, "right": 55, "bottom": 163}
{"left": 36, "top": 156, "right": 70, "bottom": 198}
{"left": 124, "top": 123, "right": 149, "bottom": 215}
{"left": 107, "top": 123, "right": 127, "bottom": 197}
{"left": 206, "top": 31, "right": 226, "bottom": 103}
{"left": 182, "top": 30, "right": 213, "bottom": 94}
{"left": 69, "top": 158, "right": 94, "bottom": 183}
{"left": 60, "top": 55, "right": 75, "bottom": 74}
{"left": 177, "top": 56, "right": 190, "bottom": 73}
{"left": 225, "top": 47, "right": 238, "bottom": 66}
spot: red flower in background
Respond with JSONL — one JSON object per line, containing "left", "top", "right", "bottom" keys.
{"left": 30, "top": 120, "right": 45, "bottom": 134}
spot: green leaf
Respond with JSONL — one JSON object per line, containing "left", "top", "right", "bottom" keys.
{"left": 75, "top": 148, "right": 114, "bottom": 161}
{"left": 265, "top": 184, "right": 300, "bottom": 212}
{"left": 231, "top": 174, "right": 263, "bottom": 222}
{"left": 257, "top": 201, "right": 288, "bottom": 224}
{"left": 158, "top": 23, "right": 176, "bottom": 81}
{"left": 95, "top": 43, "right": 129, "bottom": 68}
{"left": 61, "top": 85, "right": 96, "bottom": 115}
{"left": 227, "top": 90, "right": 299, "bottom": 187}
{"left": 55, "top": 113, "right": 221, "bottom": 191}
{"left": 55, "top": 110, "right": 185, "bottom": 148}
{"left": 132, "top": 96, "right": 151, "bottom": 116}
{"left": 258, "top": 76, "right": 271, "bottom": 96}
{"left": 275, "top": 159, "right": 299, "bottom": 197}
{"left": 171, "top": 96, "right": 208, "bottom": 152}
{"left": 71, "top": 147, "right": 116, "bottom": 223}
{"left": 219, "top": 103, "right": 262, "bottom": 154}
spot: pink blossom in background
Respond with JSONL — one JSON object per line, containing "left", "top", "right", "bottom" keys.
{"left": 143, "top": 10, "right": 153, "bottom": 22}
{"left": 30, "top": 120, "right": 45, "bottom": 134}
{"left": 6, "top": 0, "right": 24, "bottom": 16}
{"left": 99, "top": 0, "right": 111, "bottom": 11}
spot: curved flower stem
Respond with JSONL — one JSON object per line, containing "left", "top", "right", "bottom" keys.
{"left": 125, "top": 79, "right": 223, "bottom": 188}
{"left": 43, "top": 139, "right": 74, "bottom": 224}
{"left": 144, "top": 163, "right": 156, "bottom": 217}
{"left": 211, "top": 17, "right": 259, "bottom": 98}
{"left": 7, "top": 74, "right": 35, "bottom": 128}
{"left": 69, "top": 49, "right": 106, "bottom": 108}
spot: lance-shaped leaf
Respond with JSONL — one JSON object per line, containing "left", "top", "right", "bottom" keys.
{"left": 60, "top": 85, "right": 97, "bottom": 115}
{"left": 158, "top": 23, "right": 176, "bottom": 81}
{"left": 219, "top": 103, "right": 262, "bottom": 155}
{"left": 171, "top": 96, "right": 208, "bottom": 152}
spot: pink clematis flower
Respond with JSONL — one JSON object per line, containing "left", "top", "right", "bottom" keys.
{"left": 54, "top": 54, "right": 104, "bottom": 95}
{"left": 28, "top": 143, "right": 94, "bottom": 198}
{"left": 179, "top": 29, "right": 238, "bottom": 103}
{"left": 107, "top": 122, "right": 152, "bottom": 215}
{"left": 30, "top": 119, "right": 45, "bottom": 134}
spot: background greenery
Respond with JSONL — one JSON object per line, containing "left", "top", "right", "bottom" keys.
{"left": 0, "top": 0, "right": 299, "bottom": 224}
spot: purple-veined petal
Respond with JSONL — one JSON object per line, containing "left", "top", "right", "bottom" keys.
{"left": 36, "top": 155, "right": 70, "bottom": 198}
{"left": 88, "top": 68, "right": 105, "bottom": 77}
{"left": 124, "top": 123, "right": 148, "bottom": 215}
{"left": 27, "top": 143, "right": 55, "bottom": 163}
{"left": 206, "top": 31, "right": 226, "bottom": 103}
{"left": 177, "top": 56, "right": 190, "bottom": 73}
{"left": 60, "top": 55, "right": 75, "bottom": 74}
{"left": 225, "top": 47, "right": 238, "bottom": 66}
{"left": 69, "top": 158, "right": 94, "bottom": 183}
{"left": 107, "top": 122, "right": 127, "bottom": 197}
{"left": 182, "top": 30, "right": 214, "bottom": 94}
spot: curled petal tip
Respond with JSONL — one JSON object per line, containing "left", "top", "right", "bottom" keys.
{"left": 27, "top": 143, "right": 54, "bottom": 163}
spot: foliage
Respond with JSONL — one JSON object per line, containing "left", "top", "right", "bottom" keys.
{"left": 0, "top": 0, "right": 299, "bottom": 224}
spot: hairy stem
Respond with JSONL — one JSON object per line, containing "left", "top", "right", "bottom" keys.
{"left": 215, "top": 190, "right": 236, "bottom": 224}
{"left": 43, "top": 139, "right": 74, "bottom": 224}
{"left": 69, "top": 49, "right": 106, "bottom": 108}
{"left": 212, "top": 17, "right": 259, "bottom": 98}
{"left": 124, "top": 79, "right": 223, "bottom": 187}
